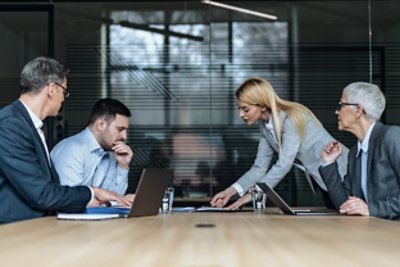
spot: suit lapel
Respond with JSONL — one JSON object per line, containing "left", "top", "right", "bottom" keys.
{"left": 366, "top": 122, "right": 383, "bottom": 197}
{"left": 260, "top": 121, "right": 279, "bottom": 152}
{"left": 259, "top": 111, "right": 287, "bottom": 153}
{"left": 14, "top": 100, "right": 55, "bottom": 181}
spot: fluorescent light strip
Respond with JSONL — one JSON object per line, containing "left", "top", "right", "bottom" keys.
{"left": 202, "top": 0, "right": 277, "bottom": 20}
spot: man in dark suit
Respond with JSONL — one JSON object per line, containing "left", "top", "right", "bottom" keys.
{"left": 319, "top": 82, "right": 400, "bottom": 220}
{"left": 0, "top": 57, "right": 130, "bottom": 224}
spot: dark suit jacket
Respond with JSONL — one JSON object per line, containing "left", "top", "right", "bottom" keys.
{"left": 0, "top": 100, "right": 91, "bottom": 224}
{"left": 319, "top": 122, "right": 400, "bottom": 220}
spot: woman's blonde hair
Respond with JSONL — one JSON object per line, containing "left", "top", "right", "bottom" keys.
{"left": 235, "top": 77, "right": 320, "bottom": 151}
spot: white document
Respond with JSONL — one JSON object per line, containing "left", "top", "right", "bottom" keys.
{"left": 57, "top": 213, "right": 125, "bottom": 221}
{"left": 196, "top": 206, "right": 228, "bottom": 212}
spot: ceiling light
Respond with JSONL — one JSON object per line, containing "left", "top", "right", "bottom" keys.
{"left": 202, "top": 0, "right": 277, "bottom": 20}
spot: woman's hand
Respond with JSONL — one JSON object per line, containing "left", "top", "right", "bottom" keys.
{"left": 339, "top": 196, "right": 369, "bottom": 216}
{"left": 322, "top": 141, "right": 342, "bottom": 165}
{"left": 210, "top": 186, "right": 237, "bottom": 208}
{"left": 226, "top": 193, "right": 252, "bottom": 210}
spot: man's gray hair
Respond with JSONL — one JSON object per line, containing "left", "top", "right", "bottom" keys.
{"left": 343, "top": 82, "right": 386, "bottom": 121}
{"left": 20, "top": 56, "right": 69, "bottom": 94}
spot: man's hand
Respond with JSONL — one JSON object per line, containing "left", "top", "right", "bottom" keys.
{"left": 123, "top": 194, "right": 135, "bottom": 204}
{"left": 112, "top": 141, "right": 133, "bottom": 169}
{"left": 226, "top": 193, "right": 252, "bottom": 210}
{"left": 210, "top": 186, "right": 237, "bottom": 208}
{"left": 339, "top": 196, "right": 369, "bottom": 216}
{"left": 87, "top": 187, "right": 131, "bottom": 208}
{"left": 322, "top": 141, "right": 342, "bottom": 165}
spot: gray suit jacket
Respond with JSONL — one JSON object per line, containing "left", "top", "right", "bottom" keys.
{"left": 235, "top": 111, "right": 348, "bottom": 193}
{"left": 319, "top": 122, "right": 400, "bottom": 220}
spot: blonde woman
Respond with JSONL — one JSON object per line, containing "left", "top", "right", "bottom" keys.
{"left": 210, "top": 77, "right": 348, "bottom": 209}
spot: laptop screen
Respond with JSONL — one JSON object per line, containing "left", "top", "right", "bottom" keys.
{"left": 128, "top": 168, "right": 172, "bottom": 217}
{"left": 256, "top": 183, "right": 296, "bottom": 215}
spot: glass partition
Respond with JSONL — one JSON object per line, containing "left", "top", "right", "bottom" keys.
{"left": 2, "top": 1, "right": 400, "bottom": 206}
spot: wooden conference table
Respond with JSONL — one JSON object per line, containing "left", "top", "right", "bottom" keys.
{"left": 0, "top": 210, "right": 398, "bottom": 267}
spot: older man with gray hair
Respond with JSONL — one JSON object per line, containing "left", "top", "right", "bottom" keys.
{"left": 319, "top": 82, "right": 400, "bottom": 220}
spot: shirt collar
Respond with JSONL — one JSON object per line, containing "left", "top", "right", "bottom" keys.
{"left": 357, "top": 122, "right": 376, "bottom": 156}
{"left": 19, "top": 99, "right": 43, "bottom": 130}
{"left": 265, "top": 118, "right": 274, "bottom": 131}
{"left": 83, "top": 127, "right": 107, "bottom": 155}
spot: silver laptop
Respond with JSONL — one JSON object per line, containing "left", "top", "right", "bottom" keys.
{"left": 58, "top": 168, "right": 172, "bottom": 220}
{"left": 256, "top": 183, "right": 338, "bottom": 216}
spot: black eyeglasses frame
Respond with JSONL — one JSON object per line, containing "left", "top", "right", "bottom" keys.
{"left": 53, "top": 82, "right": 70, "bottom": 98}
{"left": 336, "top": 101, "right": 359, "bottom": 111}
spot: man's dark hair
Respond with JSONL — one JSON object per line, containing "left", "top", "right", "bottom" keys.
{"left": 88, "top": 98, "right": 131, "bottom": 125}
{"left": 20, "top": 56, "right": 69, "bottom": 94}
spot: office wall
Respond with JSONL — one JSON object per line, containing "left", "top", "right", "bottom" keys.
{"left": 0, "top": 9, "right": 49, "bottom": 106}
{"left": 2, "top": 0, "right": 400, "bottom": 206}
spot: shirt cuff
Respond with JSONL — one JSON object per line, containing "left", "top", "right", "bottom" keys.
{"left": 116, "top": 166, "right": 129, "bottom": 183}
{"left": 321, "top": 161, "right": 335, "bottom": 168}
{"left": 87, "top": 186, "right": 95, "bottom": 204}
{"left": 232, "top": 183, "right": 245, "bottom": 196}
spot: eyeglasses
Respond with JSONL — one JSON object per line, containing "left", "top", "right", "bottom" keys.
{"left": 336, "top": 101, "right": 359, "bottom": 111}
{"left": 53, "top": 82, "right": 70, "bottom": 98}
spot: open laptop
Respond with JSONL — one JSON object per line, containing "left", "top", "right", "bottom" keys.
{"left": 57, "top": 168, "right": 172, "bottom": 220}
{"left": 256, "top": 183, "right": 338, "bottom": 216}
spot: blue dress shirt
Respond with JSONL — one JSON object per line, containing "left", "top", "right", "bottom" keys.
{"left": 50, "top": 127, "right": 129, "bottom": 195}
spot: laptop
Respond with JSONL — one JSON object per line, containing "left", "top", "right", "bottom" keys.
{"left": 256, "top": 183, "right": 338, "bottom": 216}
{"left": 57, "top": 168, "right": 172, "bottom": 220}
